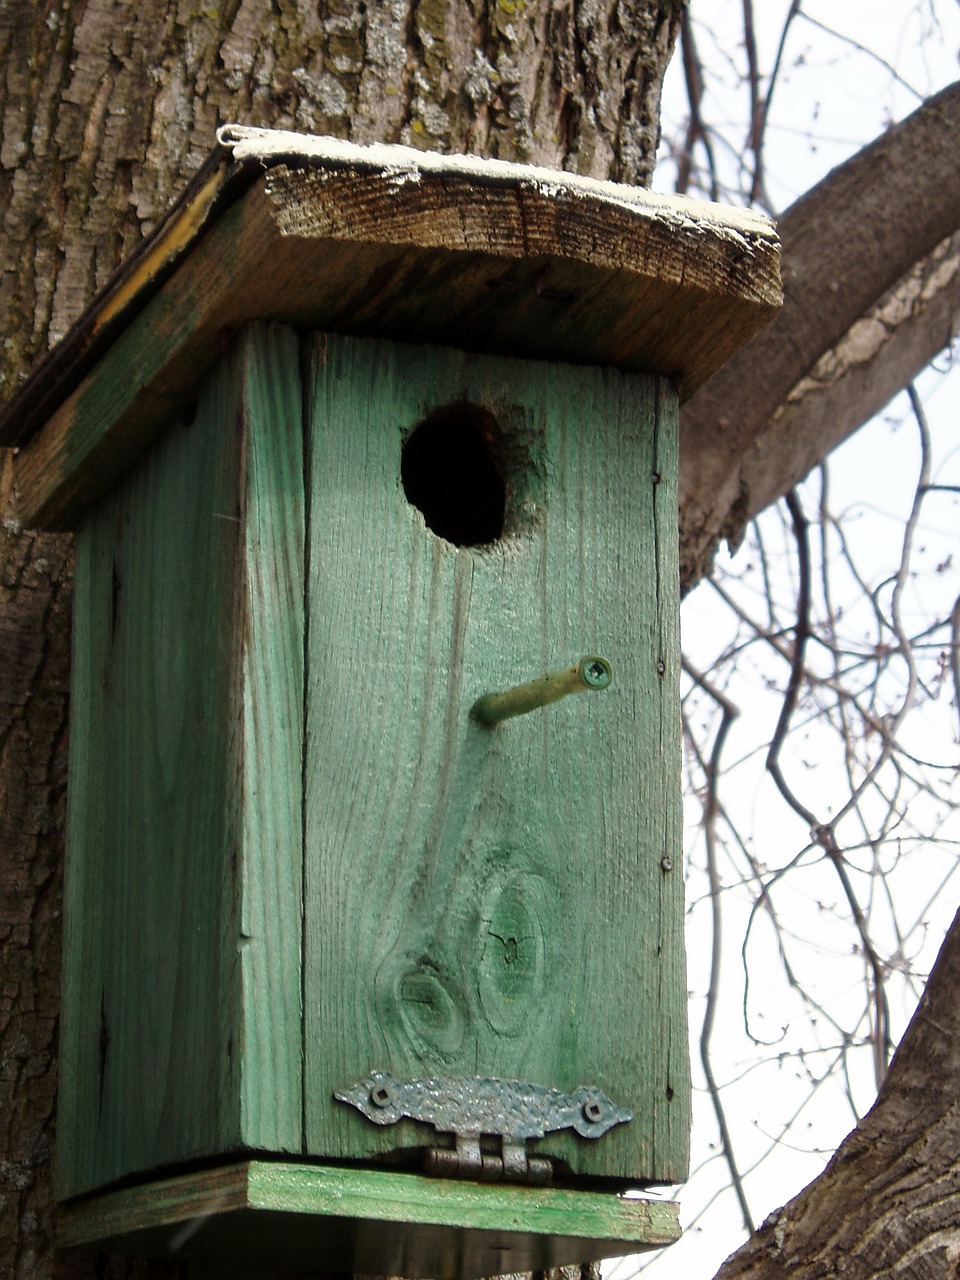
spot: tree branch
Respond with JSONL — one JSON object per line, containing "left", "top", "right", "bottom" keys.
{"left": 713, "top": 906, "right": 960, "bottom": 1280}
{"left": 683, "top": 659, "right": 754, "bottom": 1232}
{"left": 679, "top": 80, "right": 960, "bottom": 590}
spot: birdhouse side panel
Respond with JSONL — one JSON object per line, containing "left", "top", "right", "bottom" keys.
{"left": 57, "top": 325, "right": 305, "bottom": 1198}
{"left": 233, "top": 323, "right": 306, "bottom": 1151}
{"left": 301, "top": 334, "right": 688, "bottom": 1185}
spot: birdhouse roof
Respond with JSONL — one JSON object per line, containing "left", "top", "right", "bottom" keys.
{"left": 0, "top": 125, "right": 781, "bottom": 529}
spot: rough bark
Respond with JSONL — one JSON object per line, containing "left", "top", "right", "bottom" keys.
{"left": 0, "top": 3, "right": 682, "bottom": 1278}
{"left": 0, "top": 466, "right": 72, "bottom": 1278}
{"left": 679, "top": 79, "right": 960, "bottom": 587}
{"left": 0, "top": 0, "right": 679, "bottom": 410}
{"left": 713, "top": 907, "right": 960, "bottom": 1280}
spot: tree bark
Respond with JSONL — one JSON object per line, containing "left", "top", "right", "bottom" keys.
{"left": 0, "top": 3, "right": 681, "bottom": 1277}
{"left": 678, "top": 79, "right": 960, "bottom": 586}
{"left": 713, "top": 907, "right": 960, "bottom": 1280}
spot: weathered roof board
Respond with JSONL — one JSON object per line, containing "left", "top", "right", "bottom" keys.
{"left": 1, "top": 126, "right": 781, "bottom": 531}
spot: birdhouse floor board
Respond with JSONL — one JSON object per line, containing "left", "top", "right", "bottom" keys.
{"left": 56, "top": 1160, "right": 680, "bottom": 1278}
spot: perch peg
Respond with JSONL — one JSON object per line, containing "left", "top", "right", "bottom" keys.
{"left": 470, "top": 655, "right": 612, "bottom": 726}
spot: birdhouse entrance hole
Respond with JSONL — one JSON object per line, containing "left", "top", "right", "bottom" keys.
{"left": 401, "top": 402, "right": 506, "bottom": 547}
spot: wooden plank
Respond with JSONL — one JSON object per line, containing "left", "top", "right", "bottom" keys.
{"left": 0, "top": 152, "right": 231, "bottom": 450}
{"left": 57, "top": 1160, "right": 680, "bottom": 1278}
{"left": 0, "top": 131, "right": 778, "bottom": 456}
{"left": 301, "top": 335, "right": 687, "bottom": 1184}
{"left": 262, "top": 164, "right": 779, "bottom": 386}
{"left": 12, "top": 189, "right": 287, "bottom": 531}
{"left": 58, "top": 351, "right": 247, "bottom": 1197}
{"left": 57, "top": 324, "right": 304, "bottom": 1197}
{"left": 8, "top": 143, "right": 779, "bottom": 531}
{"left": 234, "top": 323, "right": 306, "bottom": 1150}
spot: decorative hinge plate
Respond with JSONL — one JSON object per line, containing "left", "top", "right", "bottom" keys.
{"left": 334, "top": 1070, "right": 632, "bottom": 1185}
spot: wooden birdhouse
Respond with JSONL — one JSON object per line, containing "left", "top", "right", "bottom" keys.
{"left": 0, "top": 127, "right": 780, "bottom": 1277}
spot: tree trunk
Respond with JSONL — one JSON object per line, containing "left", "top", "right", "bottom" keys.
{"left": 0, "top": 3, "right": 681, "bottom": 1277}
{"left": 712, "top": 907, "right": 960, "bottom": 1280}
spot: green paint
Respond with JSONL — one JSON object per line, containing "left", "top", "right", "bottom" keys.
{"left": 58, "top": 323, "right": 689, "bottom": 1255}
{"left": 58, "top": 1159, "right": 680, "bottom": 1277}
{"left": 57, "top": 323, "right": 305, "bottom": 1199}
{"left": 302, "top": 335, "right": 688, "bottom": 1183}
{"left": 479, "top": 878, "right": 542, "bottom": 1030}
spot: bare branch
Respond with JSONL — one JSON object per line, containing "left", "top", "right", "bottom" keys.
{"left": 740, "top": 0, "right": 763, "bottom": 205}
{"left": 675, "top": 9, "right": 720, "bottom": 199}
{"left": 763, "top": 491, "right": 816, "bottom": 827}
{"left": 682, "top": 659, "right": 755, "bottom": 1233}
{"left": 713, "top": 908, "right": 960, "bottom": 1280}
{"left": 679, "top": 81, "right": 960, "bottom": 590}
{"left": 761, "top": 491, "right": 892, "bottom": 1086}
{"left": 951, "top": 593, "right": 960, "bottom": 747}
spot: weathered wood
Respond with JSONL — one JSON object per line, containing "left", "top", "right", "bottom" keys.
{"left": 12, "top": 191, "right": 284, "bottom": 533}
{"left": 4, "top": 129, "right": 780, "bottom": 531}
{"left": 301, "top": 335, "right": 688, "bottom": 1183}
{"left": 57, "top": 1160, "right": 680, "bottom": 1278}
{"left": 57, "top": 324, "right": 304, "bottom": 1198}
{"left": 56, "top": 322, "right": 687, "bottom": 1267}
{"left": 0, "top": 151, "right": 232, "bottom": 452}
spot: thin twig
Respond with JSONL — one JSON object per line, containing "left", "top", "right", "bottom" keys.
{"left": 764, "top": 491, "right": 893, "bottom": 1087}
{"left": 676, "top": 9, "right": 720, "bottom": 199}
{"left": 741, "top": 0, "right": 764, "bottom": 204}
{"left": 799, "top": 11, "right": 926, "bottom": 99}
{"left": 683, "top": 658, "right": 755, "bottom": 1234}
{"left": 754, "top": 0, "right": 803, "bottom": 200}
{"left": 951, "top": 592, "right": 960, "bottom": 749}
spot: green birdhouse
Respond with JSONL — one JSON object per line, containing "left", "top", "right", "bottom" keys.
{"left": 0, "top": 127, "right": 780, "bottom": 1278}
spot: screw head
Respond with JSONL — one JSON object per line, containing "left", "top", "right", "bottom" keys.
{"left": 582, "top": 1099, "right": 605, "bottom": 1124}
{"left": 660, "top": 857, "right": 674, "bottom": 873}
{"left": 371, "top": 1081, "right": 397, "bottom": 1108}
{"left": 580, "top": 656, "right": 612, "bottom": 690}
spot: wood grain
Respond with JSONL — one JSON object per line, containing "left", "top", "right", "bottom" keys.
{"left": 7, "top": 151, "right": 779, "bottom": 531}
{"left": 57, "top": 324, "right": 304, "bottom": 1198}
{"left": 59, "top": 323, "right": 687, "bottom": 1231}
{"left": 57, "top": 1159, "right": 680, "bottom": 1277}
{"left": 301, "top": 334, "right": 688, "bottom": 1183}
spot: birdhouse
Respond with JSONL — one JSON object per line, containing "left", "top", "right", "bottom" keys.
{"left": 0, "top": 127, "right": 780, "bottom": 1277}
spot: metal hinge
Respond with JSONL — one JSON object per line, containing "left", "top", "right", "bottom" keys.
{"left": 335, "top": 1070, "right": 632, "bottom": 1185}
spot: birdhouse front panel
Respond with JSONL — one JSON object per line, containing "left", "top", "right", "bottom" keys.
{"left": 302, "top": 334, "right": 688, "bottom": 1184}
